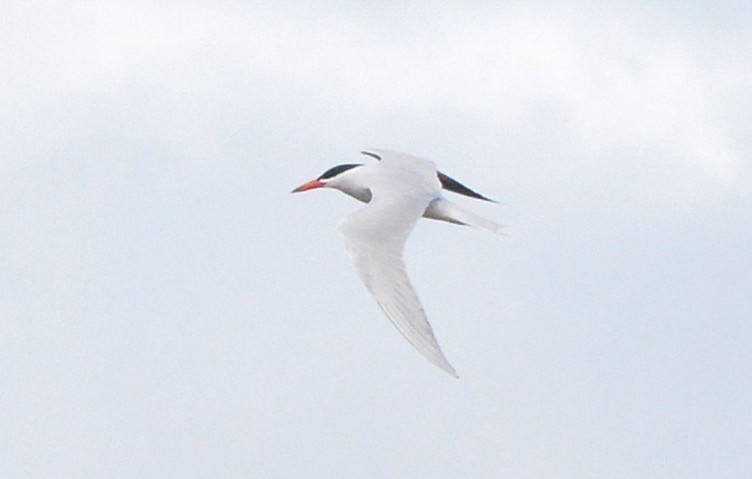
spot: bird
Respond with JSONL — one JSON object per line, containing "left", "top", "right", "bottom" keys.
{"left": 291, "top": 149, "right": 500, "bottom": 377}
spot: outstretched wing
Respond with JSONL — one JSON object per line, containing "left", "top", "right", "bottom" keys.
{"left": 337, "top": 156, "right": 458, "bottom": 377}
{"left": 362, "top": 149, "right": 496, "bottom": 202}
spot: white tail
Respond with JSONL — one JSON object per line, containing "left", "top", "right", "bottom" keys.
{"left": 423, "top": 198, "right": 502, "bottom": 234}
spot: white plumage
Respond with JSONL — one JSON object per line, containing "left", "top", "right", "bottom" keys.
{"left": 292, "top": 149, "right": 500, "bottom": 377}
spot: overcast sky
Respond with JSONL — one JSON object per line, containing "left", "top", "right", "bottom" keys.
{"left": 2, "top": 1, "right": 751, "bottom": 478}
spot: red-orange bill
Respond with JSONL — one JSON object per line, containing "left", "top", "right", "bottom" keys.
{"left": 291, "top": 179, "right": 324, "bottom": 193}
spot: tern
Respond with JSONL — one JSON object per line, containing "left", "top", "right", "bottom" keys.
{"left": 292, "top": 149, "right": 500, "bottom": 377}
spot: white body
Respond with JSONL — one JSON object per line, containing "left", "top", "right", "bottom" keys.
{"left": 330, "top": 150, "right": 500, "bottom": 377}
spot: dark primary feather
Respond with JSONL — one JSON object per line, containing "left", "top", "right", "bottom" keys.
{"left": 361, "top": 151, "right": 381, "bottom": 160}
{"left": 437, "top": 171, "right": 496, "bottom": 202}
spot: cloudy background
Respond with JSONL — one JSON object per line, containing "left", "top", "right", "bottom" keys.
{"left": 2, "top": 1, "right": 751, "bottom": 477}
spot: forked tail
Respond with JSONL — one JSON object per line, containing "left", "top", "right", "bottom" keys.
{"left": 424, "top": 198, "right": 502, "bottom": 234}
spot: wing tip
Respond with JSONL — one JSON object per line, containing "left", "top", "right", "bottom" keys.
{"left": 360, "top": 150, "right": 382, "bottom": 160}
{"left": 428, "top": 353, "right": 459, "bottom": 378}
{"left": 437, "top": 171, "right": 497, "bottom": 203}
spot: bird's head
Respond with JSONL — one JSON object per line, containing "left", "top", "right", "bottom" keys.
{"left": 291, "top": 163, "right": 371, "bottom": 202}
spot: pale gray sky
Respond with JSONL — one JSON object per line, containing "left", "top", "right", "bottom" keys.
{"left": 2, "top": 1, "right": 751, "bottom": 478}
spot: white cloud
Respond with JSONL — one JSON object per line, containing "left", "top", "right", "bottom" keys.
{"left": 2, "top": 2, "right": 747, "bottom": 207}
{"left": 60, "top": 4, "right": 749, "bottom": 179}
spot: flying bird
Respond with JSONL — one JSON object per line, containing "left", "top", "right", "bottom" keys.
{"left": 291, "top": 149, "right": 500, "bottom": 377}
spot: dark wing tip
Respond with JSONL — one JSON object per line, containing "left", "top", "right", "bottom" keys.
{"left": 360, "top": 151, "right": 382, "bottom": 160}
{"left": 437, "top": 171, "right": 497, "bottom": 203}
